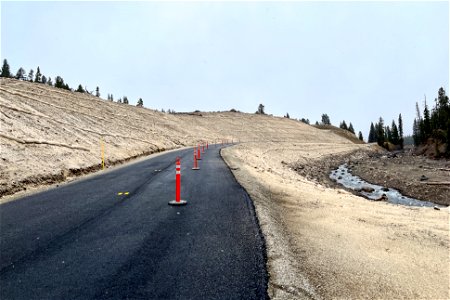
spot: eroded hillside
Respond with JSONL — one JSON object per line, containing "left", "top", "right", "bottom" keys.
{"left": 0, "top": 78, "right": 353, "bottom": 198}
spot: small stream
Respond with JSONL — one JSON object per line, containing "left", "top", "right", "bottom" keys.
{"left": 330, "top": 164, "right": 440, "bottom": 207}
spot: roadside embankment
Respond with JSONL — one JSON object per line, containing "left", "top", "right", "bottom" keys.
{"left": 222, "top": 142, "right": 449, "bottom": 299}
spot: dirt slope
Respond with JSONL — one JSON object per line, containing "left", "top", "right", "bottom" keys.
{"left": 222, "top": 143, "right": 449, "bottom": 299}
{"left": 0, "top": 78, "right": 353, "bottom": 199}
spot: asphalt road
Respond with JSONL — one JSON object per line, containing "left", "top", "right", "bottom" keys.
{"left": 0, "top": 145, "right": 268, "bottom": 299}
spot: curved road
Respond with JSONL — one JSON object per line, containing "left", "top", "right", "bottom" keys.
{"left": 0, "top": 145, "right": 268, "bottom": 299}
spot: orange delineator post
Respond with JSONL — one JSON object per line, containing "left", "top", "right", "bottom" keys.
{"left": 197, "top": 144, "right": 201, "bottom": 160}
{"left": 192, "top": 148, "right": 199, "bottom": 170}
{"left": 206, "top": 141, "right": 208, "bottom": 149}
{"left": 169, "top": 157, "right": 187, "bottom": 205}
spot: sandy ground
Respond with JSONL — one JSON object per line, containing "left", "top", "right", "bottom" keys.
{"left": 0, "top": 78, "right": 349, "bottom": 200}
{"left": 222, "top": 142, "right": 449, "bottom": 299}
{"left": 2, "top": 78, "right": 449, "bottom": 299}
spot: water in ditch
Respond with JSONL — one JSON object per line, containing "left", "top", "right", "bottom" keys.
{"left": 330, "top": 164, "right": 441, "bottom": 207}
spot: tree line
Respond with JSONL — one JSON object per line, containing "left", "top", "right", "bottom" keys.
{"left": 412, "top": 87, "right": 449, "bottom": 156}
{"left": 0, "top": 59, "right": 145, "bottom": 107}
{"left": 367, "top": 114, "right": 404, "bottom": 149}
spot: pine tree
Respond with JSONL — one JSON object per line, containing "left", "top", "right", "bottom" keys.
{"left": 123, "top": 96, "right": 129, "bottom": 104}
{"left": 110, "top": 94, "right": 114, "bottom": 101}
{"left": 28, "top": 69, "right": 34, "bottom": 82}
{"left": 348, "top": 123, "right": 355, "bottom": 134}
{"left": 339, "top": 121, "right": 348, "bottom": 130}
{"left": 1, "top": 59, "right": 11, "bottom": 77}
{"left": 47, "top": 77, "right": 53, "bottom": 86}
{"left": 398, "top": 114, "right": 404, "bottom": 149}
{"left": 95, "top": 86, "right": 100, "bottom": 97}
{"left": 55, "top": 76, "right": 64, "bottom": 88}
{"left": 15, "top": 67, "right": 26, "bottom": 80}
{"left": 137, "top": 98, "right": 144, "bottom": 107}
{"left": 376, "top": 117, "right": 385, "bottom": 146}
{"left": 285, "top": 113, "right": 290, "bottom": 118}
{"left": 368, "top": 122, "right": 375, "bottom": 143}
{"left": 34, "top": 66, "right": 42, "bottom": 83}
{"left": 385, "top": 126, "right": 392, "bottom": 143}
{"left": 117, "top": 98, "right": 122, "bottom": 104}
{"left": 358, "top": 131, "right": 363, "bottom": 141}
{"left": 41, "top": 75, "right": 47, "bottom": 84}
{"left": 391, "top": 120, "right": 399, "bottom": 145}
{"left": 321, "top": 114, "right": 331, "bottom": 125}
{"left": 423, "top": 100, "right": 431, "bottom": 137}
{"left": 76, "top": 84, "right": 85, "bottom": 93}
{"left": 256, "top": 104, "right": 265, "bottom": 114}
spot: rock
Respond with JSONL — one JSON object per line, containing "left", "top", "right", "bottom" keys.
{"left": 338, "top": 176, "right": 342, "bottom": 180}
{"left": 374, "top": 194, "right": 388, "bottom": 201}
{"left": 381, "top": 187, "right": 389, "bottom": 192}
{"left": 434, "top": 206, "right": 440, "bottom": 210}
{"left": 361, "top": 186, "right": 375, "bottom": 193}
{"left": 420, "top": 175, "right": 429, "bottom": 181}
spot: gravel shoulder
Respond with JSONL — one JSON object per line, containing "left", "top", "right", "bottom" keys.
{"left": 222, "top": 142, "right": 449, "bottom": 300}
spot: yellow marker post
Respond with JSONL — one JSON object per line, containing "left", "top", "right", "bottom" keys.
{"left": 101, "top": 138, "right": 105, "bottom": 170}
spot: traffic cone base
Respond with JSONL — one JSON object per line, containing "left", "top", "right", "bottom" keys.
{"left": 168, "top": 200, "right": 187, "bottom": 206}
{"left": 192, "top": 167, "right": 200, "bottom": 170}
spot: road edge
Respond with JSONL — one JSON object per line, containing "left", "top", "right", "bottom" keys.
{"left": 221, "top": 146, "right": 318, "bottom": 300}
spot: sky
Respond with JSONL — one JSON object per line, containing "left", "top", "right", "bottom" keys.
{"left": 1, "top": 1, "right": 449, "bottom": 139}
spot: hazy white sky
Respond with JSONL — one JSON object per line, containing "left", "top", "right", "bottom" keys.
{"left": 1, "top": 1, "right": 449, "bottom": 139}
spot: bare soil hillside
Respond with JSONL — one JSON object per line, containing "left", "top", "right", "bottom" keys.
{"left": 0, "top": 78, "right": 353, "bottom": 199}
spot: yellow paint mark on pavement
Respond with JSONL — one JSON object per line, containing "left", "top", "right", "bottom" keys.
{"left": 124, "top": 192, "right": 129, "bottom": 195}
{"left": 118, "top": 192, "right": 123, "bottom": 195}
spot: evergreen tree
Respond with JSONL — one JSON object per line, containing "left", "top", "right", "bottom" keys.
{"left": 55, "top": 76, "right": 64, "bottom": 88}
{"left": 256, "top": 104, "right": 265, "bottom": 114}
{"left": 34, "top": 66, "right": 42, "bottom": 83}
{"left": 95, "top": 86, "right": 100, "bottom": 97}
{"left": 339, "top": 121, "right": 348, "bottom": 130}
{"left": 285, "top": 113, "right": 290, "bottom": 118}
{"left": 15, "top": 67, "right": 26, "bottom": 80}
{"left": 110, "top": 94, "right": 114, "bottom": 101}
{"left": 385, "top": 126, "right": 392, "bottom": 143}
{"left": 398, "top": 114, "right": 404, "bottom": 149}
{"left": 423, "top": 100, "right": 431, "bottom": 137}
{"left": 348, "top": 123, "right": 355, "bottom": 134}
{"left": 368, "top": 122, "right": 375, "bottom": 143}
{"left": 376, "top": 117, "right": 385, "bottom": 146}
{"left": 1, "top": 59, "right": 11, "bottom": 77}
{"left": 123, "top": 96, "right": 129, "bottom": 104}
{"left": 47, "top": 77, "right": 53, "bottom": 86}
{"left": 28, "top": 69, "right": 34, "bottom": 82}
{"left": 300, "top": 118, "right": 310, "bottom": 124}
{"left": 76, "top": 84, "right": 85, "bottom": 93}
{"left": 321, "top": 114, "right": 331, "bottom": 125}
{"left": 137, "top": 98, "right": 144, "bottom": 107}
{"left": 41, "top": 75, "right": 47, "bottom": 84}
{"left": 315, "top": 121, "right": 319, "bottom": 125}
{"left": 358, "top": 131, "right": 363, "bottom": 141}
{"left": 391, "top": 120, "right": 399, "bottom": 145}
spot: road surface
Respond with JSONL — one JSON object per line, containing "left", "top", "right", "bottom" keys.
{"left": 0, "top": 145, "right": 268, "bottom": 299}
